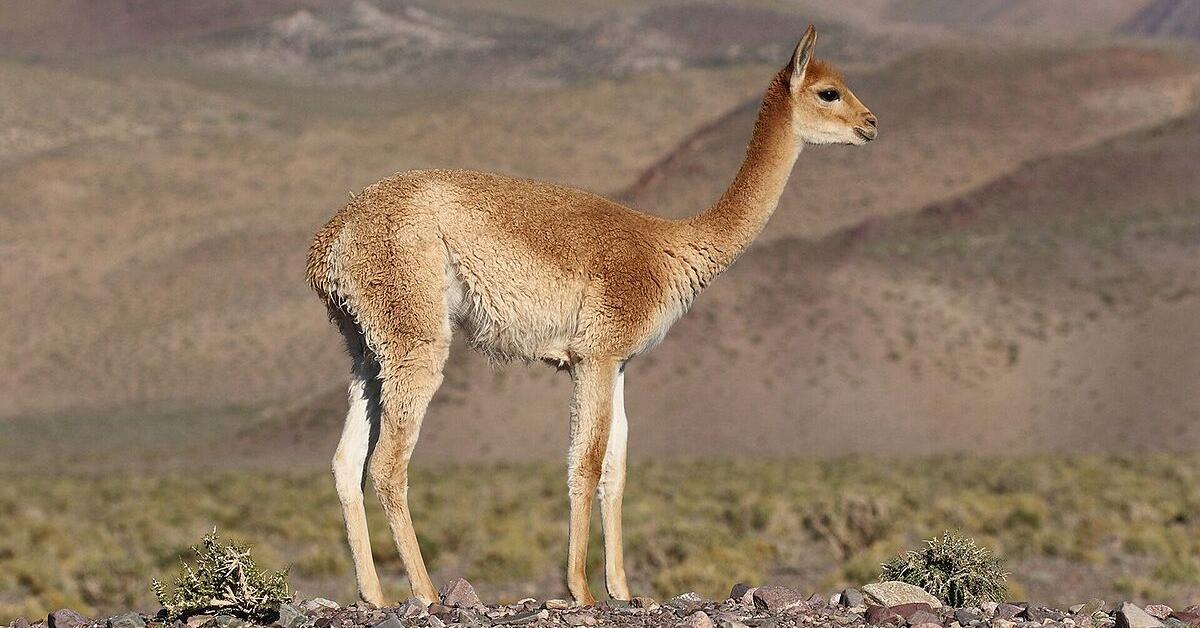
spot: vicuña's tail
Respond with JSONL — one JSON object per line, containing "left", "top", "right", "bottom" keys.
{"left": 306, "top": 206, "right": 354, "bottom": 303}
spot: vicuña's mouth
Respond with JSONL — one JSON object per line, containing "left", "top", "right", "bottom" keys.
{"left": 854, "top": 127, "right": 876, "bottom": 142}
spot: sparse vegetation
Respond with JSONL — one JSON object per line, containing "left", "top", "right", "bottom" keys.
{"left": 152, "top": 530, "right": 292, "bottom": 621}
{"left": 2, "top": 456, "right": 1199, "bottom": 619}
{"left": 880, "top": 531, "right": 1007, "bottom": 606}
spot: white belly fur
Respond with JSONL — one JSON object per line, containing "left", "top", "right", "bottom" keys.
{"left": 445, "top": 260, "right": 580, "bottom": 364}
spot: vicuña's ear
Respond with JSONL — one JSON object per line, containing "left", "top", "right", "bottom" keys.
{"left": 789, "top": 25, "right": 817, "bottom": 92}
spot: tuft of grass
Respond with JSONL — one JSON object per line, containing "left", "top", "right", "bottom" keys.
{"left": 152, "top": 530, "right": 291, "bottom": 621}
{"left": 881, "top": 531, "right": 1008, "bottom": 606}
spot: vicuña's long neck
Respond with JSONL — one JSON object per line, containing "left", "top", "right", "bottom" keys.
{"left": 683, "top": 74, "right": 799, "bottom": 288}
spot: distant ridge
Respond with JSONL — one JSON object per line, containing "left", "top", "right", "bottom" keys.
{"left": 1119, "top": 0, "right": 1200, "bottom": 39}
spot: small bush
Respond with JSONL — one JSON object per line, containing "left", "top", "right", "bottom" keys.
{"left": 152, "top": 530, "right": 291, "bottom": 620}
{"left": 880, "top": 531, "right": 1007, "bottom": 606}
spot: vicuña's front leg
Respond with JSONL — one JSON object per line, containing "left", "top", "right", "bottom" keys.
{"left": 565, "top": 358, "right": 618, "bottom": 606}
{"left": 598, "top": 366, "right": 630, "bottom": 600}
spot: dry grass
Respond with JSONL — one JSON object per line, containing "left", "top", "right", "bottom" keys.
{"left": 2, "top": 456, "right": 1199, "bottom": 621}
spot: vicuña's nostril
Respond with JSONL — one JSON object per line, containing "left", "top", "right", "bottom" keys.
{"left": 865, "top": 116, "right": 877, "bottom": 128}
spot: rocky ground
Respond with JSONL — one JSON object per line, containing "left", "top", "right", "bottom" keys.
{"left": 12, "top": 580, "right": 1200, "bottom": 628}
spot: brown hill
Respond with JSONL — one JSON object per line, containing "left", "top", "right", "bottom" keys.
{"left": 1119, "top": 0, "right": 1200, "bottom": 40}
{"left": 180, "top": 2, "right": 876, "bottom": 89}
{"left": 3, "top": 5, "right": 1199, "bottom": 470}
{"left": 0, "top": 0, "right": 335, "bottom": 54}
{"left": 881, "top": 0, "right": 1150, "bottom": 35}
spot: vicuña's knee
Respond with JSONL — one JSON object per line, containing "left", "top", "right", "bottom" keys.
{"left": 567, "top": 457, "right": 603, "bottom": 497}
{"left": 332, "top": 453, "right": 364, "bottom": 503}
{"left": 369, "top": 456, "right": 409, "bottom": 506}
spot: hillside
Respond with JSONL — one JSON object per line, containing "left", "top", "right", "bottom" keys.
{"left": 1, "top": 2, "right": 1200, "bottom": 470}
{"left": 1120, "top": 0, "right": 1200, "bottom": 40}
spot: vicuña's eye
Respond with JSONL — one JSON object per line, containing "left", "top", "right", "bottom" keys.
{"left": 818, "top": 89, "right": 840, "bottom": 102}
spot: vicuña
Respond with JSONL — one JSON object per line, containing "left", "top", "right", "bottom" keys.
{"left": 306, "top": 25, "right": 876, "bottom": 606}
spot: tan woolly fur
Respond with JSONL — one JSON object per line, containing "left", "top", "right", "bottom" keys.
{"left": 306, "top": 25, "right": 875, "bottom": 607}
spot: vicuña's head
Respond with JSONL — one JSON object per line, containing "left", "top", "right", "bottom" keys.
{"left": 778, "top": 25, "right": 877, "bottom": 146}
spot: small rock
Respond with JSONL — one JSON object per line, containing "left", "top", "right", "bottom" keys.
{"left": 313, "top": 619, "right": 331, "bottom": 628}
{"left": 862, "top": 583, "right": 942, "bottom": 609}
{"left": 599, "top": 599, "right": 632, "bottom": 612}
{"left": 212, "top": 616, "right": 248, "bottom": 628}
{"left": 681, "top": 611, "right": 714, "bottom": 628}
{"left": 806, "top": 593, "right": 827, "bottom": 608}
{"left": 1026, "top": 607, "right": 1065, "bottom": 623}
{"left": 274, "top": 604, "right": 307, "bottom": 628}
{"left": 368, "top": 616, "right": 400, "bottom": 628}
{"left": 1145, "top": 607, "right": 1173, "bottom": 621}
{"left": 441, "top": 578, "right": 483, "bottom": 608}
{"left": 889, "top": 603, "right": 932, "bottom": 621}
{"left": 561, "top": 613, "right": 596, "bottom": 627}
{"left": 545, "top": 600, "right": 572, "bottom": 611}
{"left": 427, "top": 617, "right": 445, "bottom": 628}
{"left": 667, "top": 593, "right": 707, "bottom": 613}
{"left": 672, "top": 595, "right": 705, "bottom": 609}
{"left": 911, "top": 624, "right": 942, "bottom": 628}
{"left": 396, "top": 600, "right": 427, "bottom": 619}
{"left": 428, "top": 603, "right": 454, "bottom": 618}
{"left": 632, "top": 596, "right": 659, "bottom": 610}
{"left": 48, "top": 611, "right": 88, "bottom": 628}
{"left": 841, "top": 589, "right": 865, "bottom": 608}
{"left": 495, "top": 610, "right": 548, "bottom": 626}
{"left": 459, "top": 613, "right": 486, "bottom": 628}
{"left": 299, "top": 599, "right": 339, "bottom": 614}
{"left": 106, "top": 613, "right": 145, "bottom": 628}
{"left": 907, "top": 609, "right": 941, "bottom": 626}
{"left": 1116, "top": 603, "right": 1165, "bottom": 628}
{"left": 12, "top": 620, "right": 32, "bottom": 628}
{"left": 1169, "top": 611, "right": 1200, "bottom": 625}
{"left": 752, "top": 586, "right": 806, "bottom": 613}
{"left": 996, "top": 604, "right": 1024, "bottom": 620}
{"left": 184, "top": 616, "right": 212, "bottom": 628}
{"left": 730, "top": 585, "right": 753, "bottom": 602}
{"left": 954, "top": 608, "right": 980, "bottom": 624}
{"left": 716, "top": 618, "right": 749, "bottom": 628}
{"left": 866, "top": 606, "right": 900, "bottom": 625}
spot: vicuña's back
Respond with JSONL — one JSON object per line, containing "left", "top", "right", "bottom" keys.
{"left": 307, "top": 168, "right": 686, "bottom": 365}
{"left": 306, "top": 25, "right": 876, "bottom": 607}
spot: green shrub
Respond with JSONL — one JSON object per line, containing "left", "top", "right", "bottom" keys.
{"left": 152, "top": 530, "right": 291, "bottom": 620}
{"left": 880, "top": 531, "right": 1007, "bottom": 606}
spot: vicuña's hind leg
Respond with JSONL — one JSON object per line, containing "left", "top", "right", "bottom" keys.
{"left": 598, "top": 366, "right": 630, "bottom": 600}
{"left": 370, "top": 336, "right": 448, "bottom": 604}
{"left": 566, "top": 358, "right": 619, "bottom": 605}
{"left": 332, "top": 316, "right": 385, "bottom": 605}
{"left": 347, "top": 217, "right": 449, "bottom": 604}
